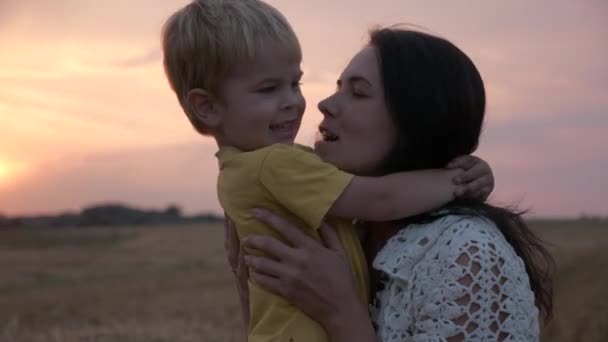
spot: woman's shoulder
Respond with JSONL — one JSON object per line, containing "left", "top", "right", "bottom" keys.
{"left": 416, "top": 214, "right": 513, "bottom": 252}
{"left": 373, "top": 214, "right": 540, "bottom": 341}
{"left": 379, "top": 213, "right": 502, "bottom": 251}
{"left": 372, "top": 213, "right": 518, "bottom": 276}
{"left": 435, "top": 214, "right": 509, "bottom": 250}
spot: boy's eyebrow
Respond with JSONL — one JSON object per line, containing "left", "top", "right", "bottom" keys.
{"left": 257, "top": 71, "right": 304, "bottom": 85}
{"left": 256, "top": 77, "right": 281, "bottom": 85}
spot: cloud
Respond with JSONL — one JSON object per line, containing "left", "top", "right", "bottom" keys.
{"left": 477, "top": 109, "right": 608, "bottom": 217}
{"left": 0, "top": 143, "right": 221, "bottom": 216}
{"left": 2, "top": 131, "right": 606, "bottom": 218}
{"left": 112, "top": 49, "right": 162, "bottom": 68}
{"left": 483, "top": 154, "right": 608, "bottom": 218}
{"left": 0, "top": 0, "right": 188, "bottom": 41}
{"left": 1, "top": 0, "right": 606, "bottom": 218}
{"left": 0, "top": 1, "right": 18, "bottom": 18}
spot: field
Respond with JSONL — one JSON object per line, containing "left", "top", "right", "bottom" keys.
{"left": 0, "top": 220, "right": 606, "bottom": 341}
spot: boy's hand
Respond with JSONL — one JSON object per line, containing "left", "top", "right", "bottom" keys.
{"left": 447, "top": 155, "right": 494, "bottom": 201}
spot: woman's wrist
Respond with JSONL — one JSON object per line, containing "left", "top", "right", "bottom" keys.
{"left": 325, "top": 301, "right": 376, "bottom": 342}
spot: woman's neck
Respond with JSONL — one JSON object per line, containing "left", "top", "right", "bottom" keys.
{"left": 363, "top": 221, "right": 401, "bottom": 258}
{"left": 361, "top": 221, "right": 402, "bottom": 299}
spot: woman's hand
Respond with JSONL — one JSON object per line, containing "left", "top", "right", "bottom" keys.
{"left": 242, "top": 209, "right": 376, "bottom": 341}
{"left": 224, "top": 214, "right": 250, "bottom": 329}
{"left": 447, "top": 155, "right": 495, "bottom": 200}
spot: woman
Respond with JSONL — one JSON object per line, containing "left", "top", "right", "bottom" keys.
{"left": 229, "top": 27, "right": 554, "bottom": 341}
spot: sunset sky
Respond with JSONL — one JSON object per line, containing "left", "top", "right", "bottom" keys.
{"left": 1, "top": 0, "right": 606, "bottom": 218}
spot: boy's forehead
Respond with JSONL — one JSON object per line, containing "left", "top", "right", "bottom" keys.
{"left": 228, "top": 48, "right": 302, "bottom": 80}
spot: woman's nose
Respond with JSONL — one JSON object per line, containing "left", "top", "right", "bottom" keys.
{"left": 318, "top": 95, "right": 338, "bottom": 118}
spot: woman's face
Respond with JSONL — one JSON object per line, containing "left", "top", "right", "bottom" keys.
{"left": 315, "top": 46, "right": 398, "bottom": 175}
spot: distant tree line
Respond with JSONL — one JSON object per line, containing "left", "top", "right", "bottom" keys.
{"left": 0, "top": 204, "right": 222, "bottom": 229}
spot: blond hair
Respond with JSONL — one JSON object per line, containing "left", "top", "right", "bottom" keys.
{"left": 162, "top": 0, "right": 302, "bottom": 135}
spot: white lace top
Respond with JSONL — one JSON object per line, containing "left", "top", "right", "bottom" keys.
{"left": 370, "top": 214, "right": 539, "bottom": 341}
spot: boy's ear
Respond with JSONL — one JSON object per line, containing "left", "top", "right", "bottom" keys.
{"left": 186, "top": 88, "right": 222, "bottom": 128}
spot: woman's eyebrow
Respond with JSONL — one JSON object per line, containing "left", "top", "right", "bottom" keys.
{"left": 347, "top": 75, "right": 372, "bottom": 87}
{"left": 336, "top": 75, "right": 372, "bottom": 87}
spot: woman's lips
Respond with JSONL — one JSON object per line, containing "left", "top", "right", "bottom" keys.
{"left": 318, "top": 125, "right": 339, "bottom": 142}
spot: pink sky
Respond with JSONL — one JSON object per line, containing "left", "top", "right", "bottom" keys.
{"left": 0, "top": 0, "right": 606, "bottom": 217}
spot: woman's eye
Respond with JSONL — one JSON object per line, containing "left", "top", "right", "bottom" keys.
{"left": 259, "top": 86, "right": 277, "bottom": 93}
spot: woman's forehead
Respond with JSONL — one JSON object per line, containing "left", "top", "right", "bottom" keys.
{"left": 340, "top": 46, "right": 380, "bottom": 84}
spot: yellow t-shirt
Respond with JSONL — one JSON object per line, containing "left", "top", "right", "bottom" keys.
{"left": 216, "top": 143, "right": 369, "bottom": 342}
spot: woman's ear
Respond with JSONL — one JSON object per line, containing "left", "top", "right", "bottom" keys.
{"left": 186, "top": 88, "right": 222, "bottom": 129}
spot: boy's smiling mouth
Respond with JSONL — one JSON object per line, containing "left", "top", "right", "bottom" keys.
{"left": 270, "top": 118, "right": 299, "bottom": 141}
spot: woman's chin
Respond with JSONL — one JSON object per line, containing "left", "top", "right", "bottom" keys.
{"left": 314, "top": 139, "right": 334, "bottom": 158}
{"left": 314, "top": 139, "right": 344, "bottom": 167}
{"left": 315, "top": 140, "right": 374, "bottom": 175}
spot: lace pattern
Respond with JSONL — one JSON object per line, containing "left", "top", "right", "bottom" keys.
{"left": 370, "top": 215, "right": 539, "bottom": 341}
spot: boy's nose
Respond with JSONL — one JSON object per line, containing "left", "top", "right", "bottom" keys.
{"left": 281, "top": 92, "right": 304, "bottom": 111}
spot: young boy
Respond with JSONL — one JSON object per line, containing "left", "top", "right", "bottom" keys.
{"left": 161, "top": 1, "right": 492, "bottom": 341}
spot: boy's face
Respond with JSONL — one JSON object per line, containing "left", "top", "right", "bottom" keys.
{"left": 215, "top": 42, "right": 305, "bottom": 151}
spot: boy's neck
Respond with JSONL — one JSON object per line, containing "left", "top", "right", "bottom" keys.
{"left": 212, "top": 129, "right": 297, "bottom": 152}
{"left": 213, "top": 133, "right": 249, "bottom": 153}
{"left": 212, "top": 129, "right": 231, "bottom": 149}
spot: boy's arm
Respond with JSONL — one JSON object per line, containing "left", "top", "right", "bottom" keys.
{"left": 328, "top": 169, "right": 461, "bottom": 221}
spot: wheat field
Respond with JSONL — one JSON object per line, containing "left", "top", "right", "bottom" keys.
{"left": 0, "top": 220, "right": 606, "bottom": 341}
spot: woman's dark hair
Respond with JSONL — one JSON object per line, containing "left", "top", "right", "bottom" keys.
{"left": 370, "top": 27, "right": 554, "bottom": 322}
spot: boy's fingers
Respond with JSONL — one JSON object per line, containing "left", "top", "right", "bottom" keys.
{"left": 462, "top": 176, "right": 490, "bottom": 194}
{"left": 457, "top": 182, "right": 493, "bottom": 200}
{"left": 475, "top": 186, "right": 492, "bottom": 201}
{"left": 459, "top": 165, "right": 486, "bottom": 184}
{"left": 446, "top": 155, "right": 468, "bottom": 169}
{"left": 450, "top": 155, "right": 478, "bottom": 170}
{"left": 452, "top": 169, "right": 465, "bottom": 185}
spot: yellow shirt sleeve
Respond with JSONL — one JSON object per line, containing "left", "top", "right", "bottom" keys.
{"left": 259, "top": 144, "right": 353, "bottom": 230}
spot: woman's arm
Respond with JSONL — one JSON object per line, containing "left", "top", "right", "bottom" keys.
{"left": 242, "top": 209, "right": 377, "bottom": 342}
{"left": 224, "top": 215, "right": 250, "bottom": 331}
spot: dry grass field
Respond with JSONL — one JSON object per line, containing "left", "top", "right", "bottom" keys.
{"left": 0, "top": 219, "right": 606, "bottom": 341}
